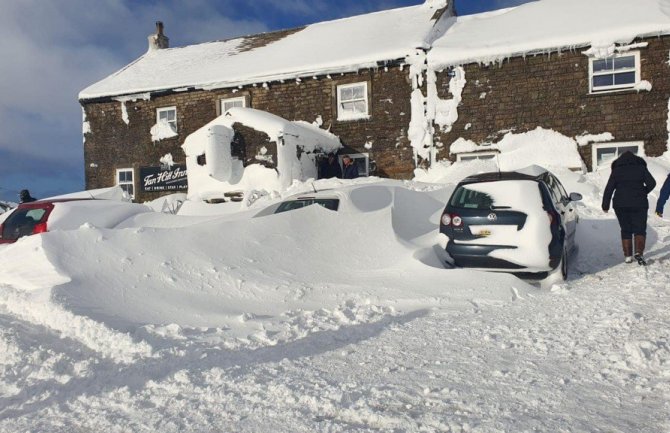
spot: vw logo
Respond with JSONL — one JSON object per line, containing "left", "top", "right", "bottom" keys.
{"left": 487, "top": 213, "right": 497, "bottom": 221}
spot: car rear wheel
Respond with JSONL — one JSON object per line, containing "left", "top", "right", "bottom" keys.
{"left": 542, "top": 245, "right": 568, "bottom": 288}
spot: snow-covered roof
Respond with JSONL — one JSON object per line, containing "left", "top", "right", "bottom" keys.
{"left": 428, "top": 0, "right": 670, "bottom": 68}
{"left": 80, "top": 2, "right": 451, "bottom": 100}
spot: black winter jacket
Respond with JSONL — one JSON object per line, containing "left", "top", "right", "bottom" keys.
{"left": 602, "top": 151, "right": 656, "bottom": 211}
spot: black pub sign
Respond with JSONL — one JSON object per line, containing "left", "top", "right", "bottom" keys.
{"left": 140, "top": 164, "right": 188, "bottom": 192}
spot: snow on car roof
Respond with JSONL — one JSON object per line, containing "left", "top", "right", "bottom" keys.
{"left": 80, "top": 3, "right": 450, "bottom": 100}
{"left": 429, "top": 0, "right": 670, "bottom": 68}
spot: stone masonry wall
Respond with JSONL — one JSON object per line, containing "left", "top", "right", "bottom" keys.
{"left": 82, "top": 67, "right": 414, "bottom": 202}
{"left": 433, "top": 36, "right": 670, "bottom": 170}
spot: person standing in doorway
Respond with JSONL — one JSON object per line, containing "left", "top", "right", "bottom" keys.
{"left": 318, "top": 153, "right": 342, "bottom": 179}
{"left": 342, "top": 155, "right": 359, "bottom": 179}
{"left": 602, "top": 151, "right": 656, "bottom": 265}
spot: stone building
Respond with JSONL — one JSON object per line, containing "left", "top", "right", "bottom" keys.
{"left": 79, "top": 1, "right": 454, "bottom": 202}
{"left": 79, "top": 0, "right": 670, "bottom": 202}
{"left": 423, "top": 0, "right": 670, "bottom": 172}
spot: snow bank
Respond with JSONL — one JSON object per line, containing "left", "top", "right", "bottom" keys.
{"left": 43, "top": 186, "right": 129, "bottom": 201}
{"left": 448, "top": 127, "right": 584, "bottom": 171}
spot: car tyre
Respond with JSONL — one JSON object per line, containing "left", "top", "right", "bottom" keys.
{"left": 541, "top": 245, "right": 568, "bottom": 288}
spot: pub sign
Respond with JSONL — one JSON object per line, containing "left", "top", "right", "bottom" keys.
{"left": 140, "top": 164, "right": 188, "bottom": 192}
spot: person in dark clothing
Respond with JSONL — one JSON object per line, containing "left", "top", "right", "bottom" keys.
{"left": 18, "top": 189, "right": 37, "bottom": 203}
{"left": 318, "top": 153, "right": 342, "bottom": 179}
{"left": 602, "top": 151, "right": 656, "bottom": 265}
{"left": 342, "top": 154, "right": 359, "bottom": 179}
{"left": 655, "top": 173, "right": 670, "bottom": 217}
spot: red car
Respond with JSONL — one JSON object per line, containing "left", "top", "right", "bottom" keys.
{"left": 0, "top": 199, "right": 151, "bottom": 244}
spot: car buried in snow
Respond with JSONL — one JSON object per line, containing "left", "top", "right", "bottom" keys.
{"left": 439, "top": 167, "right": 582, "bottom": 281}
{"left": 0, "top": 198, "right": 152, "bottom": 244}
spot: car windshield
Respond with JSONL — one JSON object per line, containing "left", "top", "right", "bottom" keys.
{"left": 275, "top": 198, "right": 340, "bottom": 214}
{"left": 1, "top": 208, "right": 47, "bottom": 240}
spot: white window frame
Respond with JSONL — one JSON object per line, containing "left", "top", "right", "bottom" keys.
{"left": 220, "top": 96, "right": 246, "bottom": 114}
{"left": 116, "top": 168, "right": 135, "bottom": 199}
{"left": 456, "top": 151, "right": 499, "bottom": 162}
{"left": 156, "top": 106, "right": 177, "bottom": 133}
{"left": 589, "top": 51, "right": 641, "bottom": 94}
{"left": 592, "top": 141, "right": 645, "bottom": 170}
{"left": 337, "top": 82, "right": 369, "bottom": 121}
{"left": 339, "top": 153, "right": 370, "bottom": 177}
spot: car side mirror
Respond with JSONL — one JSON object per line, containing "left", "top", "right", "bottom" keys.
{"left": 569, "top": 192, "right": 583, "bottom": 202}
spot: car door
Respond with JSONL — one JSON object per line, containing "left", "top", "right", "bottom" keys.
{"left": 547, "top": 175, "right": 577, "bottom": 249}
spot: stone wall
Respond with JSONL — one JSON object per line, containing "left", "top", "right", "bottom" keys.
{"left": 433, "top": 36, "right": 670, "bottom": 169}
{"left": 82, "top": 67, "right": 415, "bottom": 202}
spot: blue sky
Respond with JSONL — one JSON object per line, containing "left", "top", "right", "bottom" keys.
{"left": 0, "top": 0, "right": 530, "bottom": 202}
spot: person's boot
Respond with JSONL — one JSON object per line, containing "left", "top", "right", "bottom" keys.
{"left": 622, "top": 238, "right": 633, "bottom": 263}
{"left": 634, "top": 235, "right": 646, "bottom": 266}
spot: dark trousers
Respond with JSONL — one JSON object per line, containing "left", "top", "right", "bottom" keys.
{"left": 614, "top": 207, "right": 648, "bottom": 238}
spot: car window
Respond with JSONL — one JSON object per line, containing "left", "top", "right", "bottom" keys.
{"left": 553, "top": 176, "right": 569, "bottom": 201}
{"left": 275, "top": 199, "right": 340, "bottom": 214}
{"left": 1, "top": 208, "right": 47, "bottom": 239}
{"left": 449, "top": 186, "right": 494, "bottom": 209}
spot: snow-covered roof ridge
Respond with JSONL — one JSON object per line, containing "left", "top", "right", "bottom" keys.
{"left": 429, "top": 0, "right": 670, "bottom": 69}
{"left": 80, "top": 2, "right": 453, "bottom": 100}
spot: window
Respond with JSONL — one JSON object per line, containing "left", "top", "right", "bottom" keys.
{"left": 589, "top": 52, "right": 640, "bottom": 93}
{"left": 592, "top": 142, "right": 644, "bottom": 170}
{"left": 456, "top": 151, "right": 498, "bottom": 162}
{"left": 156, "top": 107, "right": 177, "bottom": 133}
{"left": 339, "top": 153, "right": 370, "bottom": 176}
{"left": 274, "top": 198, "right": 340, "bottom": 214}
{"left": 116, "top": 168, "right": 135, "bottom": 199}
{"left": 337, "top": 82, "right": 369, "bottom": 121}
{"left": 220, "top": 96, "right": 246, "bottom": 114}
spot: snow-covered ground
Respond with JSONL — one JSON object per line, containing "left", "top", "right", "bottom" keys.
{"left": 1, "top": 168, "right": 669, "bottom": 432}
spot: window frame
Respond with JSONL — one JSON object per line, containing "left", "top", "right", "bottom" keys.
{"left": 220, "top": 96, "right": 246, "bottom": 114}
{"left": 588, "top": 51, "right": 641, "bottom": 94}
{"left": 591, "top": 141, "right": 645, "bottom": 170}
{"left": 116, "top": 168, "right": 135, "bottom": 199}
{"left": 156, "top": 106, "right": 178, "bottom": 133}
{"left": 339, "top": 152, "right": 370, "bottom": 177}
{"left": 336, "top": 82, "right": 370, "bottom": 121}
{"left": 455, "top": 151, "right": 499, "bottom": 162}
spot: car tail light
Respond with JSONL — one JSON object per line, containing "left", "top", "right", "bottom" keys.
{"left": 441, "top": 213, "right": 452, "bottom": 226}
{"left": 452, "top": 215, "right": 463, "bottom": 227}
{"left": 32, "top": 222, "right": 48, "bottom": 234}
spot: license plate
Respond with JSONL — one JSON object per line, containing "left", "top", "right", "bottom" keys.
{"left": 477, "top": 229, "right": 491, "bottom": 237}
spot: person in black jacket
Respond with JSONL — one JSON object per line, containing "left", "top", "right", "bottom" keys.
{"left": 655, "top": 173, "right": 670, "bottom": 217}
{"left": 342, "top": 155, "right": 359, "bottom": 179}
{"left": 602, "top": 151, "right": 656, "bottom": 265}
{"left": 18, "top": 189, "right": 37, "bottom": 203}
{"left": 318, "top": 153, "right": 342, "bottom": 179}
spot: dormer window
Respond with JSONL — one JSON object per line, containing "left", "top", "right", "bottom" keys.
{"left": 589, "top": 52, "right": 640, "bottom": 93}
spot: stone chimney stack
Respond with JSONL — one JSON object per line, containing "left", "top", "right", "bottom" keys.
{"left": 148, "top": 21, "right": 169, "bottom": 51}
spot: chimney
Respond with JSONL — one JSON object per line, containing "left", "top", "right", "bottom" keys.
{"left": 148, "top": 21, "right": 169, "bottom": 51}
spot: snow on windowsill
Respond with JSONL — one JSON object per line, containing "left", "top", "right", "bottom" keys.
{"left": 151, "top": 120, "right": 178, "bottom": 142}
{"left": 337, "top": 114, "right": 371, "bottom": 122}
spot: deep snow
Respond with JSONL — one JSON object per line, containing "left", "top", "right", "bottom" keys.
{"left": 0, "top": 169, "right": 669, "bottom": 432}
